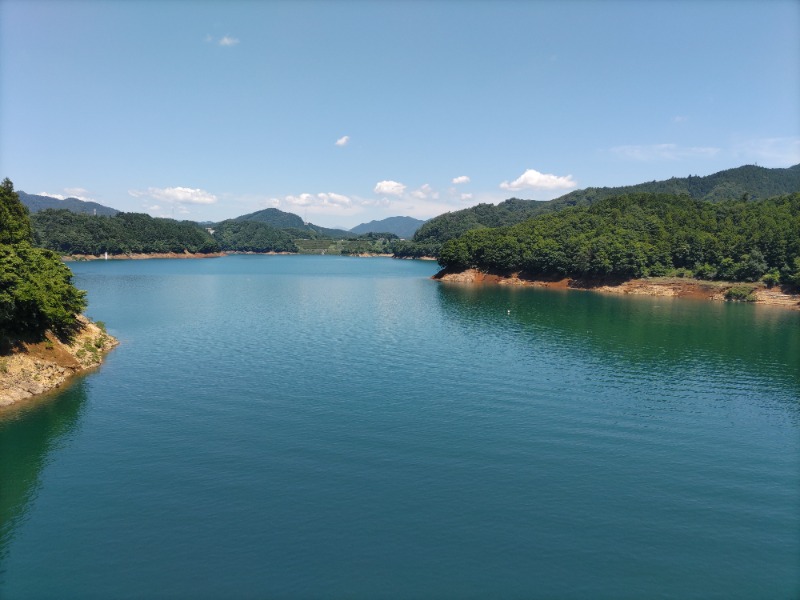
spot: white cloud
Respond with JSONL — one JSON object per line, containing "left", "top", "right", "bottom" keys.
{"left": 129, "top": 186, "right": 218, "bottom": 205}
{"left": 283, "top": 193, "right": 316, "bottom": 207}
{"left": 411, "top": 183, "right": 439, "bottom": 200}
{"left": 610, "top": 143, "right": 720, "bottom": 161}
{"left": 219, "top": 36, "right": 239, "bottom": 46}
{"left": 731, "top": 137, "right": 800, "bottom": 167}
{"left": 40, "top": 187, "right": 94, "bottom": 202}
{"left": 39, "top": 192, "right": 66, "bottom": 200}
{"left": 452, "top": 175, "right": 470, "bottom": 184}
{"left": 335, "top": 135, "right": 350, "bottom": 147}
{"left": 500, "top": 169, "right": 577, "bottom": 192}
{"left": 672, "top": 115, "right": 688, "bottom": 124}
{"left": 272, "top": 192, "right": 355, "bottom": 212}
{"left": 460, "top": 193, "right": 473, "bottom": 201}
{"left": 317, "top": 192, "right": 352, "bottom": 207}
{"left": 374, "top": 180, "right": 406, "bottom": 196}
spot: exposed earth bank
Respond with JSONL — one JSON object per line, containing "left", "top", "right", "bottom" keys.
{"left": 0, "top": 317, "right": 118, "bottom": 407}
{"left": 435, "top": 268, "right": 800, "bottom": 310}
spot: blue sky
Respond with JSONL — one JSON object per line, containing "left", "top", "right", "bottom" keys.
{"left": 1, "top": 0, "right": 798, "bottom": 228}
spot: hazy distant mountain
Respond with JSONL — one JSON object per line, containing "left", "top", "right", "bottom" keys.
{"left": 18, "top": 191, "right": 119, "bottom": 216}
{"left": 350, "top": 216, "right": 426, "bottom": 239}
{"left": 233, "top": 207, "right": 352, "bottom": 238}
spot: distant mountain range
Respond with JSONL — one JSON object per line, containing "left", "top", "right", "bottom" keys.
{"left": 18, "top": 191, "right": 120, "bottom": 216}
{"left": 350, "top": 216, "right": 426, "bottom": 239}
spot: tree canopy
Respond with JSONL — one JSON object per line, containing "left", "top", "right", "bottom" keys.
{"left": 438, "top": 192, "right": 800, "bottom": 286}
{"left": 32, "top": 209, "right": 220, "bottom": 255}
{"left": 1, "top": 179, "right": 87, "bottom": 340}
{"left": 400, "top": 163, "right": 800, "bottom": 258}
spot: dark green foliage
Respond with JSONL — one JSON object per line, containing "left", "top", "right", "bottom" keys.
{"left": 212, "top": 220, "right": 298, "bottom": 253}
{"left": 235, "top": 207, "right": 352, "bottom": 238}
{"left": 437, "top": 192, "right": 800, "bottom": 284}
{"left": 405, "top": 163, "right": 800, "bottom": 257}
{"left": 32, "top": 210, "right": 220, "bottom": 255}
{"left": 0, "top": 178, "right": 33, "bottom": 244}
{"left": 391, "top": 239, "right": 442, "bottom": 258}
{"left": 235, "top": 207, "right": 305, "bottom": 228}
{"left": 1, "top": 180, "right": 87, "bottom": 340}
{"left": 724, "top": 285, "right": 757, "bottom": 302}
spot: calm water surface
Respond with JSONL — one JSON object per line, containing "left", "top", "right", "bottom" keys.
{"left": 1, "top": 255, "right": 798, "bottom": 599}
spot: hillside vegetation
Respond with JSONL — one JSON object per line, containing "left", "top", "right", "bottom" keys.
{"left": 32, "top": 209, "right": 220, "bottom": 255}
{"left": 235, "top": 207, "right": 352, "bottom": 238}
{"left": 0, "top": 180, "right": 87, "bottom": 341}
{"left": 438, "top": 192, "right": 800, "bottom": 287}
{"left": 405, "top": 164, "right": 800, "bottom": 256}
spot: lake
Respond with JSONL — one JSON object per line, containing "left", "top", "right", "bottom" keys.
{"left": 1, "top": 255, "right": 798, "bottom": 599}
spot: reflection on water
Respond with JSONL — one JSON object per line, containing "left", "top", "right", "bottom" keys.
{"left": 436, "top": 282, "right": 800, "bottom": 400}
{"left": 0, "top": 380, "right": 88, "bottom": 566}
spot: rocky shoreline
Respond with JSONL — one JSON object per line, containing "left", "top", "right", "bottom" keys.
{"left": 435, "top": 268, "right": 800, "bottom": 310}
{"left": 0, "top": 316, "right": 118, "bottom": 408}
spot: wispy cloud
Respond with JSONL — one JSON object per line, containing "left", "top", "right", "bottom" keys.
{"left": 206, "top": 34, "right": 239, "bottom": 46}
{"left": 610, "top": 143, "right": 720, "bottom": 161}
{"left": 39, "top": 187, "right": 95, "bottom": 202}
{"left": 374, "top": 180, "right": 406, "bottom": 197}
{"left": 218, "top": 36, "right": 239, "bottom": 46}
{"left": 335, "top": 135, "right": 350, "bottom": 147}
{"left": 129, "top": 186, "right": 218, "bottom": 205}
{"left": 499, "top": 169, "right": 577, "bottom": 192}
{"left": 452, "top": 175, "right": 470, "bottom": 184}
{"left": 731, "top": 137, "right": 800, "bottom": 167}
{"left": 269, "top": 192, "right": 352, "bottom": 208}
{"left": 411, "top": 184, "right": 439, "bottom": 200}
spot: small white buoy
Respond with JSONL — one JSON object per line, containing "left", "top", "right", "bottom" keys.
{"left": 507, "top": 309, "right": 510, "bottom": 315}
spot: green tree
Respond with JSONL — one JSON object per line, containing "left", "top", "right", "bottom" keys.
{"left": 1, "top": 179, "right": 86, "bottom": 341}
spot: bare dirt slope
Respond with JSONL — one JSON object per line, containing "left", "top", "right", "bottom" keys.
{"left": 0, "top": 317, "right": 118, "bottom": 407}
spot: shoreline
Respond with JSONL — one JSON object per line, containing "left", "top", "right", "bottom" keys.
{"left": 0, "top": 316, "right": 119, "bottom": 408}
{"left": 63, "top": 251, "right": 226, "bottom": 261}
{"left": 61, "top": 250, "right": 438, "bottom": 260}
{"left": 435, "top": 268, "right": 800, "bottom": 310}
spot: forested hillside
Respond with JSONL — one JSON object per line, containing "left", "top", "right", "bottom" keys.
{"left": 1, "top": 180, "right": 87, "bottom": 341}
{"left": 212, "top": 220, "right": 298, "bottom": 253}
{"left": 438, "top": 193, "right": 800, "bottom": 287}
{"left": 18, "top": 191, "right": 119, "bottom": 216}
{"left": 32, "top": 209, "right": 220, "bottom": 255}
{"left": 235, "top": 208, "right": 352, "bottom": 238}
{"left": 405, "top": 164, "right": 800, "bottom": 256}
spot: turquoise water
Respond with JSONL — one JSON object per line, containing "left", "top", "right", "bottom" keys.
{"left": 1, "top": 255, "right": 798, "bottom": 599}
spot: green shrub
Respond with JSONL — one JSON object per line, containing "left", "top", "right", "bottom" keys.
{"left": 725, "top": 285, "right": 757, "bottom": 302}
{"left": 761, "top": 270, "right": 781, "bottom": 288}
{"left": 694, "top": 263, "right": 717, "bottom": 280}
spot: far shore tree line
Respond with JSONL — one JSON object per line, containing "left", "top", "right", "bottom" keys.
{"left": 436, "top": 192, "right": 800, "bottom": 288}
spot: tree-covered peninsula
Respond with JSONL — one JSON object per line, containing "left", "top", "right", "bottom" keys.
{"left": 1, "top": 179, "right": 118, "bottom": 406}
{"left": 438, "top": 192, "right": 800, "bottom": 288}
{"left": 1, "top": 180, "right": 87, "bottom": 340}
